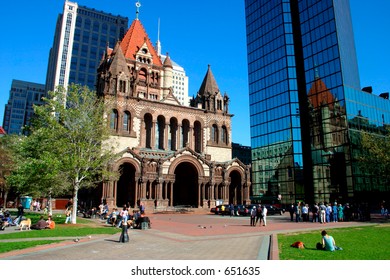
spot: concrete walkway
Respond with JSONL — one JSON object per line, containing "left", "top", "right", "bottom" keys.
{"left": 0, "top": 212, "right": 385, "bottom": 260}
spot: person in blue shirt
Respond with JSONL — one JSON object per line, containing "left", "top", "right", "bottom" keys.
{"left": 332, "top": 203, "right": 338, "bottom": 222}
{"left": 317, "top": 230, "right": 342, "bottom": 251}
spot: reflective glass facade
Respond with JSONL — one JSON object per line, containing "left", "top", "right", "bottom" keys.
{"left": 245, "top": 0, "right": 389, "bottom": 204}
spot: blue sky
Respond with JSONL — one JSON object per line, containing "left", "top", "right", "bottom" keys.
{"left": 0, "top": 0, "right": 389, "bottom": 146}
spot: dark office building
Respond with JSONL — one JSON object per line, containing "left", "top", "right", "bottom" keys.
{"left": 232, "top": 142, "right": 252, "bottom": 165}
{"left": 2, "top": 80, "right": 46, "bottom": 135}
{"left": 46, "top": 1, "right": 128, "bottom": 92}
{"left": 245, "top": 0, "right": 390, "bottom": 205}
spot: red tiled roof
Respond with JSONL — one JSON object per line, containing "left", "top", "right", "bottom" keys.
{"left": 0, "top": 126, "right": 6, "bottom": 135}
{"left": 120, "top": 19, "right": 162, "bottom": 66}
{"left": 308, "top": 77, "right": 335, "bottom": 110}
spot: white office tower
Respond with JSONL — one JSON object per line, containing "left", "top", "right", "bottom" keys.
{"left": 156, "top": 20, "right": 189, "bottom": 106}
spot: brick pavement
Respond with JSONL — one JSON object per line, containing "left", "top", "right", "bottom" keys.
{"left": 0, "top": 212, "right": 382, "bottom": 260}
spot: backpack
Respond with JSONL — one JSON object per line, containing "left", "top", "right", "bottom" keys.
{"left": 291, "top": 241, "right": 305, "bottom": 249}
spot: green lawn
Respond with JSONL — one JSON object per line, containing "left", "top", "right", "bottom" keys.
{"left": 278, "top": 225, "right": 390, "bottom": 260}
{"left": 0, "top": 212, "right": 121, "bottom": 254}
{"left": 0, "top": 240, "right": 65, "bottom": 254}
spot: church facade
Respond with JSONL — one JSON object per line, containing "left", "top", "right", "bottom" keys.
{"left": 96, "top": 14, "right": 250, "bottom": 210}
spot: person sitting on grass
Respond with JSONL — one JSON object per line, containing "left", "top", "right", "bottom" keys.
{"left": 317, "top": 230, "right": 342, "bottom": 251}
{"left": 31, "top": 215, "right": 47, "bottom": 230}
{"left": 46, "top": 215, "right": 55, "bottom": 229}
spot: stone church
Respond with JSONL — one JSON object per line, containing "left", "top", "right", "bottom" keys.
{"left": 96, "top": 11, "right": 251, "bottom": 211}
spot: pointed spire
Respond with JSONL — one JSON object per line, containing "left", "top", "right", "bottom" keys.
{"left": 163, "top": 52, "right": 173, "bottom": 68}
{"left": 156, "top": 18, "right": 161, "bottom": 56}
{"left": 198, "top": 64, "right": 220, "bottom": 96}
{"left": 135, "top": 1, "right": 141, "bottom": 20}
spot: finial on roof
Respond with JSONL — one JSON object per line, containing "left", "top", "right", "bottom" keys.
{"left": 135, "top": 1, "right": 141, "bottom": 20}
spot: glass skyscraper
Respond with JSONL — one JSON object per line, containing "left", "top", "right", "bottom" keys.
{"left": 245, "top": 0, "right": 390, "bottom": 204}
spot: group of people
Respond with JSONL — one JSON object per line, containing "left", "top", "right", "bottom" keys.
{"left": 0, "top": 205, "right": 55, "bottom": 230}
{"left": 288, "top": 201, "right": 370, "bottom": 223}
{"left": 30, "top": 199, "right": 42, "bottom": 211}
{"left": 30, "top": 215, "right": 56, "bottom": 230}
{"left": 105, "top": 206, "right": 150, "bottom": 229}
{"left": 249, "top": 204, "right": 268, "bottom": 227}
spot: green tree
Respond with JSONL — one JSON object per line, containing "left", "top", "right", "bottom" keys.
{"left": 0, "top": 135, "right": 16, "bottom": 208}
{"left": 358, "top": 129, "right": 390, "bottom": 185}
{"left": 9, "top": 84, "right": 119, "bottom": 223}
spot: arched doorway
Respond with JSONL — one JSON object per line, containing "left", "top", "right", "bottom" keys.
{"left": 116, "top": 163, "right": 136, "bottom": 207}
{"left": 229, "top": 170, "right": 242, "bottom": 204}
{"left": 173, "top": 162, "right": 199, "bottom": 207}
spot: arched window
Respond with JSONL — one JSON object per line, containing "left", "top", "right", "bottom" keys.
{"left": 110, "top": 109, "right": 118, "bottom": 131}
{"left": 119, "top": 80, "right": 126, "bottom": 93}
{"left": 144, "top": 114, "right": 153, "bottom": 149}
{"left": 212, "top": 124, "right": 219, "bottom": 144}
{"left": 181, "top": 119, "right": 190, "bottom": 148}
{"left": 139, "top": 68, "right": 147, "bottom": 81}
{"left": 221, "top": 125, "right": 228, "bottom": 145}
{"left": 194, "top": 121, "right": 202, "bottom": 153}
{"left": 123, "top": 111, "right": 130, "bottom": 132}
{"left": 169, "top": 118, "right": 178, "bottom": 151}
{"left": 157, "top": 115, "right": 165, "bottom": 150}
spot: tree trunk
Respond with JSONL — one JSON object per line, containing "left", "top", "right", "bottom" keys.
{"left": 71, "top": 185, "right": 79, "bottom": 224}
{"left": 3, "top": 191, "right": 8, "bottom": 209}
{"left": 48, "top": 194, "right": 53, "bottom": 216}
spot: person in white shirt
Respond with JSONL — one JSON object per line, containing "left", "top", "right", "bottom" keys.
{"left": 302, "top": 204, "right": 309, "bottom": 222}
{"left": 262, "top": 205, "right": 268, "bottom": 226}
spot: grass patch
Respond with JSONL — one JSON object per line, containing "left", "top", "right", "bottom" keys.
{"left": 278, "top": 225, "right": 390, "bottom": 260}
{"left": 0, "top": 240, "right": 64, "bottom": 254}
{"left": 1, "top": 212, "right": 120, "bottom": 241}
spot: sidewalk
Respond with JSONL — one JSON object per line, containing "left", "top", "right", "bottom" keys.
{"left": 0, "top": 212, "right": 384, "bottom": 260}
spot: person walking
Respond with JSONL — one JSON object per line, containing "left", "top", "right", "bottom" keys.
{"left": 250, "top": 206, "right": 256, "bottom": 226}
{"left": 319, "top": 202, "right": 326, "bottom": 223}
{"left": 65, "top": 206, "right": 72, "bottom": 224}
{"left": 312, "top": 203, "right": 319, "bottom": 223}
{"left": 229, "top": 203, "right": 234, "bottom": 217}
{"left": 255, "top": 204, "right": 263, "bottom": 226}
{"left": 262, "top": 205, "right": 268, "bottom": 226}
{"left": 295, "top": 202, "right": 301, "bottom": 222}
{"left": 289, "top": 203, "right": 294, "bottom": 222}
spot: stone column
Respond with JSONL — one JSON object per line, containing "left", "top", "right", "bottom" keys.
{"left": 151, "top": 121, "right": 156, "bottom": 149}
{"left": 140, "top": 118, "right": 145, "bottom": 147}
{"left": 164, "top": 123, "right": 169, "bottom": 150}
{"left": 170, "top": 182, "right": 174, "bottom": 206}
{"left": 189, "top": 125, "right": 194, "bottom": 150}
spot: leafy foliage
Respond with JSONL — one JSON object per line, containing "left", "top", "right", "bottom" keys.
{"left": 7, "top": 84, "right": 119, "bottom": 223}
{"left": 358, "top": 130, "right": 390, "bottom": 182}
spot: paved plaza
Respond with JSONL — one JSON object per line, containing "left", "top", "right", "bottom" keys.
{"left": 0, "top": 211, "right": 382, "bottom": 260}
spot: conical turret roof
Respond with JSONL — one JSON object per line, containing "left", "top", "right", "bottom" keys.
{"left": 120, "top": 19, "right": 162, "bottom": 66}
{"left": 198, "top": 65, "right": 219, "bottom": 96}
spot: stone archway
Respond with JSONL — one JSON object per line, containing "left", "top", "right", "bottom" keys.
{"left": 173, "top": 162, "right": 199, "bottom": 207}
{"left": 116, "top": 162, "right": 137, "bottom": 207}
{"left": 229, "top": 170, "right": 243, "bottom": 205}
